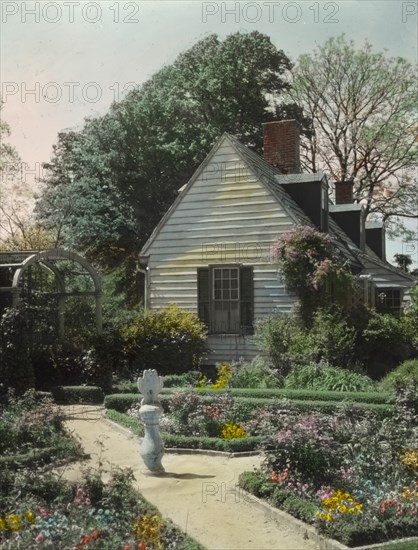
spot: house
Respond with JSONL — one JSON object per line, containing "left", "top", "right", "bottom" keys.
{"left": 139, "top": 120, "right": 415, "bottom": 363}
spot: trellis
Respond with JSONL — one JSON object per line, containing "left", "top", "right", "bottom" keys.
{"left": 0, "top": 249, "right": 102, "bottom": 336}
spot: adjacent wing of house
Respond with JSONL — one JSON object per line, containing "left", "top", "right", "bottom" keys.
{"left": 140, "top": 120, "right": 415, "bottom": 363}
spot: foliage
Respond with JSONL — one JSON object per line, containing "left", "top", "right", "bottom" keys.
{"left": 36, "top": 32, "right": 306, "bottom": 298}
{"left": 0, "top": 465, "right": 203, "bottom": 549}
{"left": 157, "top": 391, "right": 235, "bottom": 438}
{"left": 256, "top": 307, "right": 359, "bottom": 373}
{"left": 120, "top": 305, "right": 208, "bottom": 376}
{"left": 284, "top": 362, "right": 376, "bottom": 392}
{"left": 362, "top": 311, "right": 415, "bottom": 377}
{"left": 0, "top": 303, "right": 35, "bottom": 395}
{"left": 50, "top": 386, "right": 105, "bottom": 404}
{"left": 244, "top": 384, "right": 418, "bottom": 546}
{"left": 273, "top": 226, "right": 354, "bottom": 321}
{"left": 263, "top": 413, "right": 340, "bottom": 484}
{"left": 404, "top": 285, "right": 418, "bottom": 348}
{"left": 0, "top": 390, "right": 82, "bottom": 469}
{"left": 288, "top": 35, "right": 418, "bottom": 236}
{"left": 380, "top": 359, "right": 418, "bottom": 392}
{"left": 230, "top": 356, "right": 283, "bottom": 388}
{"left": 198, "top": 361, "right": 233, "bottom": 390}
{"left": 33, "top": 336, "right": 113, "bottom": 391}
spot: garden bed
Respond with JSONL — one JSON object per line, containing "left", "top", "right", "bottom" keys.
{"left": 0, "top": 391, "right": 205, "bottom": 549}
{"left": 106, "top": 385, "right": 417, "bottom": 547}
{"left": 236, "top": 386, "right": 418, "bottom": 548}
{"left": 106, "top": 409, "right": 263, "bottom": 453}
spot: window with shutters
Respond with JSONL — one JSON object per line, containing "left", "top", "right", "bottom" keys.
{"left": 197, "top": 265, "right": 253, "bottom": 335}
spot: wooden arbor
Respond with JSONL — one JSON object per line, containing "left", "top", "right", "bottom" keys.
{"left": 0, "top": 249, "right": 102, "bottom": 336}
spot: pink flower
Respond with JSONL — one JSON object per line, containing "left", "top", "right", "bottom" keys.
{"left": 39, "top": 508, "right": 50, "bottom": 518}
{"left": 35, "top": 534, "right": 45, "bottom": 542}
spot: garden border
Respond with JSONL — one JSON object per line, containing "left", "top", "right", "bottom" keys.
{"left": 101, "top": 410, "right": 418, "bottom": 550}
{"left": 103, "top": 415, "right": 262, "bottom": 458}
{"left": 238, "top": 489, "right": 418, "bottom": 550}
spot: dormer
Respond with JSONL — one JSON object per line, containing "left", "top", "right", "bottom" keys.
{"left": 329, "top": 203, "right": 366, "bottom": 251}
{"left": 365, "top": 220, "right": 386, "bottom": 261}
{"left": 276, "top": 173, "right": 329, "bottom": 232}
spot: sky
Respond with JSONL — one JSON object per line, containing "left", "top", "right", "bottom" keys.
{"left": 1, "top": 0, "right": 417, "bottom": 265}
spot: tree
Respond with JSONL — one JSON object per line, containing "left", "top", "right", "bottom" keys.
{"left": 0, "top": 101, "right": 45, "bottom": 249}
{"left": 287, "top": 35, "right": 418, "bottom": 235}
{"left": 393, "top": 253, "right": 413, "bottom": 273}
{"left": 0, "top": 101, "right": 20, "bottom": 177}
{"left": 36, "top": 32, "right": 306, "bottom": 299}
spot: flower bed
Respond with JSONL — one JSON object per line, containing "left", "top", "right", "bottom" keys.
{"left": 0, "top": 391, "right": 204, "bottom": 549}
{"left": 0, "top": 467, "right": 204, "bottom": 549}
{"left": 238, "top": 386, "right": 418, "bottom": 547}
{"left": 0, "top": 390, "right": 83, "bottom": 469}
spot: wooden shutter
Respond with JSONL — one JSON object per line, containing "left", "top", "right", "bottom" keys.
{"left": 240, "top": 266, "right": 254, "bottom": 335}
{"left": 197, "top": 268, "right": 210, "bottom": 328}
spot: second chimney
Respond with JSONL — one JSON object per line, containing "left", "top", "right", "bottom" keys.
{"left": 263, "top": 120, "right": 301, "bottom": 174}
{"left": 335, "top": 180, "right": 354, "bottom": 204}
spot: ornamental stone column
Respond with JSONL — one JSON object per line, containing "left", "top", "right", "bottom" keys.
{"left": 137, "top": 369, "right": 165, "bottom": 474}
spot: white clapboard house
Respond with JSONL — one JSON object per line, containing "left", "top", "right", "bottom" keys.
{"left": 139, "top": 120, "right": 415, "bottom": 363}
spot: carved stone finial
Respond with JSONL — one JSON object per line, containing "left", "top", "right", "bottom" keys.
{"left": 137, "top": 369, "right": 163, "bottom": 405}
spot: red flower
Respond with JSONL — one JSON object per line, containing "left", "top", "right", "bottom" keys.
{"left": 138, "top": 544, "right": 147, "bottom": 550}
{"left": 91, "top": 530, "right": 101, "bottom": 540}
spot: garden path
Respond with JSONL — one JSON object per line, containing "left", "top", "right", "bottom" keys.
{"left": 59, "top": 405, "right": 319, "bottom": 550}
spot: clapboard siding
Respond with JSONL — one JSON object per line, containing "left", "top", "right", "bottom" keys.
{"left": 145, "top": 136, "right": 296, "bottom": 363}
{"left": 206, "top": 334, "right": 260, "bottom": 363}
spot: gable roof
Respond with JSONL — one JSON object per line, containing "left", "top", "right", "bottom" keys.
{"left": 139, "top": 133, "right": 415, "bottom": 285}
{"left": 141, "top": 133, "right": 316, "bottom": 256}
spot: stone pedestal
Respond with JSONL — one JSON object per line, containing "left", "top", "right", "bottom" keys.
{"left": 137, "top": 370, "right": 165, "bottom": 474}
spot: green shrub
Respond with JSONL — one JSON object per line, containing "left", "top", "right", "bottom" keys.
{"left": 0, "top": 304, "right": 35, "bottom": 395}
{"left": 284, "top": 362, "right": 376, "bottom": 392}
{"left": 380, "top": 359, "right": 418, "bottom": 391}
{"left": 164, "top": 371, "right": 200, "bottom": 387}
{"left": 194, "top": 387, "right": 391, "bottom": 404}
{"left": 230, "top": 356, "right": 283, "bottom": 388}
{"left": 362, "top": 311, "right": 414, "bottom": 377}
{"left": 282, "top": 495, "right": 317, "bottom": 524}
{"left": 238, "top": 471, "right": 271, "bottom": 498}
{"left": 107, "top": 410, "right": 262, "bottom": 451}
{"left": 32, "top": 336, "right": 113, "bottom": 391}
{"left": 120, "top": 305, "right": 208, "bottom": 376}
{"left": 104, "top": 391, "right": 393, "bottom": 419}
{"left": 256, "top": 307, "right": 358, "bottom": 373}
{"left": 51, "top": 385, "right": 105, "bottom": 404}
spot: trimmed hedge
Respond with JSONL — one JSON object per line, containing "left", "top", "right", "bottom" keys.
{"left": 193, "top": 387, "right": 393, "bottom": 404}
{"left": 51, "top": 385, "right": 104, "bottom": 404}
{"left": 104, "top": 393, "right": 393, "bottom": 419}
{"left": 109, "top": 383, "right": 392, "bottom": 404}
{"left": 105, "top": 409, "right": 263, "bottom": 452}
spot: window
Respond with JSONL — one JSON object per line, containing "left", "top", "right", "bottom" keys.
{"left": 197, "top": 265, "right": 253, "bottom": 334}
{"left": 376, "top": 288, "right": 401, "bottom": 312}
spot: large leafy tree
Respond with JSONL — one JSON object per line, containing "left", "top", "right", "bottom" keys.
{"left": 36, "top": 32, "right": 305, "bottom": 299}
{"left": 287, "top": 35, "right": 418, "bottom": 235}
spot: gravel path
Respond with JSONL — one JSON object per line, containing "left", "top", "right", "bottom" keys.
{"left": 59, "top": 405, "right": 319, "bottom": 550}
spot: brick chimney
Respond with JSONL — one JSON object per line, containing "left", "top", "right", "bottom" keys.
{"left": 262, "top": 120, "right": 301, "bottom": 173}
{"left": 334, "top": 181, "right": 354, "bottom": 204}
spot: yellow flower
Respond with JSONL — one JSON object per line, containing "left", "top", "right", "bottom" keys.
{"left": 132, "top": 514, "right": 163, "bottom": 548}
{"left": 6, "top": 514, "right": 22, "bottom": 531}
{"left": 220, "top": 422, "right": 247, "bottom": 439}
{"left": 0, "top": 517, "right": 7, "bottom": 530}
{"left": 25, "top": 511, "right": 36, "bottom": 524}
{"left": 400, "top": 449, "right": 418, "bottom": 472}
